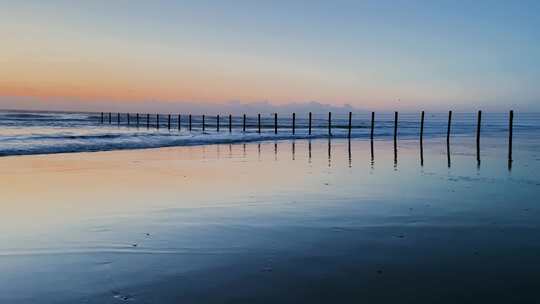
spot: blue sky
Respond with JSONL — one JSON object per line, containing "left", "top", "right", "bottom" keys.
{"left": 1, "top": 0, "right": 539, "bottom": 111}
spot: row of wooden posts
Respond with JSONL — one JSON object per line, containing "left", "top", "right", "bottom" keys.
{"left": 100, "top": 110, "right": 515, "bottom": 161}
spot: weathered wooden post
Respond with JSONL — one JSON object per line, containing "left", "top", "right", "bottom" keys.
{"left": 274, "top": 113, "right": 278, "bottom": 134}
{"left": 202, "top": 115, "right": 205, "bottom": 131}
{"left": 217, "top": 115, "right": 220, "bottom": 132}
{"left": 258, "top": 113, "right": 261, "bottom": 134}
{"left": 168, "top": 114, "right": 171, "bottom": 130}
{"left": 117, "top": 113, "right": 120, "bottom": 125}
{"left": 308, "top": 112, "right": 312, "bottom": 135}
{"left": 509, "top": 110, "right": 514, "bottom": 162}
{"left": 476, "top": 110, "right": 482, "bottom": 154}
{"left": 292, "top": 112, "right": 296, "bottom": 135}
{"left": 420, "top": 111, "right": 425, "bottom": 142}
{"left": 243, "top": 114, "right": 246, "bottom": 132}
{"left": 348, "top": 112, "right": 352, "bottom": 138}
{"left": 100, "top": 112, "right": 104, "bottom": 124}
{"left": 229, "top": 114, "right": 232, "bottom": 132}
{"left": 447, "top": 112, "right": 451, "bottom": 168}
{"left": 136, "top": 113, "right": 139, "bottom": 127}
{"left": 127, "top": 113, "right": 130, "bottom": 125}
{"left": 189, "top": 114, "right": 192, "bottom": 131}
{"left": 109, "top": 112, "right": 112, "bottom": 124}
{"left": 328, "top": 112, "right": 332, "bottom": 136}
{"left": 370, "top": 112, "right": 375, "bottom": 139}
{"left": 394, "top": 111, "right": 398, "bottom": 142}
{"left": 447, "top": 110, "right": 452, "bottom": 143}
{"left": 146, "top": 114, "right": 150, "bottom": 129}
{"left": 156, "top": 114, "right": 159, "bottom": 129}
{"left": 178, "top": 114, "right": 181, "bottom": 131}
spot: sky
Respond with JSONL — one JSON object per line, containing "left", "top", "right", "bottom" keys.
{"left": 1, "top": 0, "right": 539, "bottom": 112}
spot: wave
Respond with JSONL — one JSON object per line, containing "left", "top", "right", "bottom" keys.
{"left": 0, "top": 131, "right": 362, "bottom": 157}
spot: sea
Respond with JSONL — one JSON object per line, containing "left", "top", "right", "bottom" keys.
{"left": 1, "top": 110, "right": 538, "bottom": 156}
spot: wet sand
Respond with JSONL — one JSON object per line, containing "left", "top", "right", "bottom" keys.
{"left": 1, "top": 137, "right": 540, "bottom": 303}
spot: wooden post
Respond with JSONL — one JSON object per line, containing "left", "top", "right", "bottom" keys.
{"left": 146, "top": 114, "right": 150, "bottom": 129}
{"left": 447, "top": 111, "right": 452, "bottom": 168}
{"left": 217, "top": 115, "right": 220, "bottom": 132}
{"left": 328, "top": 112, "right": 332, "bottom": 136}
{"left": 109, "top": 112, "right": 112, "bottom": 124}
{"left": 274, "top": 113, "right": 278, "bottom": 134}
{"left": 509, "top": 110, "right": 514, "bottom": 161}
{"left": 476, "top": 110, "right": 482, "bottom": 149}
{"left": 178, "top": 114, "right": 181, "bottom": 131}
{"left": 243, "top": 114, "right": 246, "bottom": 132}
{"left": 420, "top": 111, "right": 425, "bottom": 142}
{"left": 258, "top": 113, "right": 261, "bottom": 134}
{"left": 100, "top": 112, "right": 104, "bottom": 124}
{"left": 156, "top": 114, "right": 159, "bottom": 129}
{"left": 127, "top": 113, "right": 130, "bottom": 125}
{"left": 202, "top": 115, "right": 205, "bottom": 131}
{"left": 189, "top": 114, "right": 192, "bottom": 131}
{"left": 292, "top": 113, "right": 296, "bottom": 135}
{"left": 370, "top": 112, "right": 375, "bottom": 139}
{"left": 348, "top": 112, "right": 352, "bottom": 138}
{"left": 394, "top": 111, "right": 398, "bottom": 168}
{"left": 308, "top": 112, "right": 312, "bottom": 135}
{"left": 168, "top": 114, "right": 171, "bottom": 130}
{"left": 136, "top": 113, "right": 139, "bottom": 127}
{"left": 117, "top": 113, "right": 120, "bottom": 125}
{"left": 394, "top": 111, "right": 398, "bottom": 142}
{"left": 229, "top": 114, "right": 232, "bottom": 132}
{"left": 447, "top": 110, "right": 452, "bottom": 143}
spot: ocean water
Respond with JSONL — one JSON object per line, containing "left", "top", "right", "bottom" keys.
{"left": 1, "top": 110, "right": 538, "bottom": 156}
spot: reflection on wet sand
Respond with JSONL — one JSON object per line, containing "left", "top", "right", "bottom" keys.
{"left": 327, "top": 138, "right": 331, "bottom": 168}
{"left": 447, "top": 141, "right": 451, "bottom": 168}
{"left": 169, "top": 137, "right": 514, "bottom": 172}
{"left": 308, "top": 140, "right": 312, "bottom": 163}
{"left": 348, "top": 139, "right": 352, "bottom": 168}
{"left": 292, "top": 141, "right": 295, "bottom": 161}
{"left": 370, "top": 139, "right": 374, "bottom": 170}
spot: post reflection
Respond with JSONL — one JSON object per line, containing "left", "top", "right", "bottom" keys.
{"left": 292, "top": 141, "right": 296, "bottom": 161}
{"left": 420, "top": 140, "right": 424, "bottom": 167}
{"left": 200, "top": 138, "right": 500, "bottom": 172}
{"left": 327, "top": 138, "right": 332, "bottom": 168}
{"left": 476, "top": 148, "right": 481, "bottom": 169}
{"left": 393, "top": 137, "right": 398, "bottom": 170}
{"left": 447, "top": 141, "right": 451, "bottom": 168}
{"left": 476, "top": 139, "right": 481, "bottom": 169}
{"left": 308, "top": 139, "right": 312, "bottom": 164}
{"left": 370, "top": 139, "right": 374, "bottom": 170}
{"left": 348, "top": 138, "right": 352, "bottom": 168}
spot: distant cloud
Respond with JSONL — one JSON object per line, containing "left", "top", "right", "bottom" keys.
{"left": 0, "top": 96, "right": 363, "bottom": 114}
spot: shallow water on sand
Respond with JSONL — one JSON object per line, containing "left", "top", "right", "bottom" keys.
{"left": 1, "top": 136, "right": 540, "bottom": 303}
